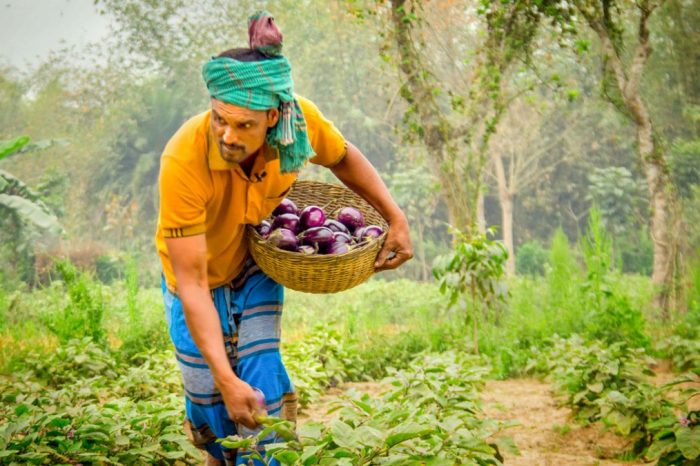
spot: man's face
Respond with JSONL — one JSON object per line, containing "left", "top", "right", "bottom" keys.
{"left": 210, "top": 99, "right": 279, "bottom": 164}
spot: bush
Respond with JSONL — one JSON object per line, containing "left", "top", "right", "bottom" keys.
{"left": 516, "top": 240, "right": 548, "bottom": 276}
{"left": 579, "top": 209, "right": 649, "bottom": 349}
{"left": 95, "top": 253, "right": 124, "bottom": 283}
{"left": 42, "top": 261, "right": 106, "bottom": 345}
{"left": 617, "top": 230, "right": 653, "bottom": 276}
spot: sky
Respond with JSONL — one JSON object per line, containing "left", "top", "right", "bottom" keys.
{"left": 0, "top": 0, "right": 110, "bottom": 69}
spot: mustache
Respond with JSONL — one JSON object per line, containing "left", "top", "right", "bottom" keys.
{"left": 221, "top": 142, "right": 245, "bottom": 152}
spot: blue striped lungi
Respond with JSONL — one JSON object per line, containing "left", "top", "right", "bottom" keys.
{"left": 162, "top": 265, "right": 295, "bottom": 465}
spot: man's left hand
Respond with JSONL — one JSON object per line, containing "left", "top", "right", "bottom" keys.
{"left": 374, "top": 216, "right": 413, "bottom": 271}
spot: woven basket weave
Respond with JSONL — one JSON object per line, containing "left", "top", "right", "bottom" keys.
{"left": 247, "top": 180, "right": 388, "bottom": 293}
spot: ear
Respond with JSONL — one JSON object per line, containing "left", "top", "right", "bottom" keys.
{"left": 266, "top": 108, "right": 280, "bottom": 128}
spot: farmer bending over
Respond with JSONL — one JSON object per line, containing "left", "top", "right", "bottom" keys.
{"left": 155, "top": 11, "right": 412, "bottom": 466}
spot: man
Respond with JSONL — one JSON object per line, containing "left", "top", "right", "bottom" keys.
{"left": 156, "top": 11, "right": 412, "bottom": 466}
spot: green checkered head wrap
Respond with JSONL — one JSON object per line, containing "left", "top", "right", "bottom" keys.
{"left": 202, "top": 11, "right": 314, "bottom": 173}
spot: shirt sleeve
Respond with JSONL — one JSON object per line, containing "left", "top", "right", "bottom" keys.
{"left": 158, "top": 155, "right": 208, "bottom": 238}
{"left": 297, "top": 96, "right": 348, "bottom": 168}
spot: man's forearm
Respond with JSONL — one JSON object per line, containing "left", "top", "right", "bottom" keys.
{"left": 178, "top": 284, "right": 237, "bottom": 386}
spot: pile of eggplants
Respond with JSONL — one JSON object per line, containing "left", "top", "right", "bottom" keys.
{"left": 254, "top": 198, "right": 384, "bottom": 255}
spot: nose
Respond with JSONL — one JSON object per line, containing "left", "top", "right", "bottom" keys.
{"left": 222, "top": 127, "right": 239, "bottom": 146}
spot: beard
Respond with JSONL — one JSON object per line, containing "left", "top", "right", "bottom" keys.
{"left": 218, "top": 142, "right": 248, "bottom": 163}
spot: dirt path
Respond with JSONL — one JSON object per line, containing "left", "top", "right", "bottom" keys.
{"left": 481, "top": 379, "right": 647, "bottom": 466}
{"left": 297, "top": 379, "right": 649, "bottom": 465}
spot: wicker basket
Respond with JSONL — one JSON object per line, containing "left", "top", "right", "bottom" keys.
{"left": 247, "top": 180, "right": 388, "bottom": 293}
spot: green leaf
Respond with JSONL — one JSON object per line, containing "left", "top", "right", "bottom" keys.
{"left": 158, "top": 433, "right": 186, "bottom": 442}
{"left": 330, "top": 420, "right": 357, "bottom": 449}
{"left": 386, "top": 423, "right": 433, "bottom": 447}
{"left": 273, "top": 450, "right": 300, "bottom": 464}
{"left": 355, "top": 425, "right": 384, "bottom": 448}
{"left": 301, "top": 444, "right": 322, "bottom": 464}
{"left": 605, "top": 411, "right": 635, "bottom": 436}
{"left": 645, "top": 437, "right": 676, "bottom": 460}
{"left": 158, "top": 450, "right": 186, "bottom": 459}
{"left": 0, "top": 194, "right": 62, "bottom": 233}
{"left": 0, "top": 136, "right": 30, "bottom": 160}
{"left": 676, "top": 427, "right": 700, "bottom": 459}
{"left": 587, "top": 382, "right": 603, "bottom": 394}
{"left": 14, "top": 404, "right": 29, "bottom": 416}
{"left": 494, "top": 435, "right": 520, "bottom": 456}
{"left": 298, "top": 422, "right": 324, "bottom": 440}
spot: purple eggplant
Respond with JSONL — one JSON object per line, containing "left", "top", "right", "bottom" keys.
{"left": 299, "top": 205, "right": 326, "bottom": 230}
{"left": 256, "top": 220, "right": 271, "bottom": 238}
{"left": 267, "top": 228, "right": 298, "bottom": 251}
{"left": 273, "top": 198, "right": 299, "bottom": 216}
{"left": 337, "top": 207, "right": 365, "bottom": 233}
{"left": 324, "top": 219, "right": 350, "bottom": 234}
{"left": 325, "top": 240, "right": 350, "bottom": 255}
{"left": 333, "top": 231, "right": 353, "bottom": 244}
{"left": 297, "top": 245, "right": 316, "bottom": 255}
{"left": 360, "top": 225, "right": 384, "bottom": 241}
{"left": 271, "top": 213, "right": 300, "bottom": 234}
{"left": 299, "top": 226, "right": 334, "bottom": 248}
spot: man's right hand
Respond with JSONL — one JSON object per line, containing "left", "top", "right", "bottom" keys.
{"left": 219, "top": 377, "right": 263, "bottom": 429}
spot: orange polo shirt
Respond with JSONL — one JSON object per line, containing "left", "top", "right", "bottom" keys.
{"left": 156, "top": 95, "right": 346, "bottom": 291}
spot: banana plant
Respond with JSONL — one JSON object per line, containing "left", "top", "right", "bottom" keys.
{"left": 0, "top": 136, "right": 62, "bottom": 235}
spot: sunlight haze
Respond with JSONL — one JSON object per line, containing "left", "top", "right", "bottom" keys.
{"left": 0, "top": 0, "right": 109, "bottom": 69}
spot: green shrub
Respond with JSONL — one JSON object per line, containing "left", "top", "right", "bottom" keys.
{"left": 43, "top": 261, "right": 106, "bottom": 345}
{"left": 541, "top": 335, "right": 671, "bottom": 455}
{"left": 0, "top": 339, "right": 197, "bottom": 465}
{"left": 95, "top": 253, "right": 124, "bottom": 283}
{"left": 657, "top": 336, "right": 700, "bottom": 374}
{"left": 579, "top": 209, "right": 649, "bottom": 349}
{"left": 223, "top": 351, "right": 515, "bottom": 465}
{"left": 516, "top": 240, "right": 548, "bottom": 276}
{"left": 617, "top": 230, "right": 653, "bottom": 276}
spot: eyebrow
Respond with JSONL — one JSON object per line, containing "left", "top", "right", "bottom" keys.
{"left": 211, "top": 109, "right": 256, "bottom": 125}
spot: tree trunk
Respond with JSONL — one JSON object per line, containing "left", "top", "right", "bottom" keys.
{"left": 476, "top": 191, "right": 487, "bottom": 234}
{"left": 582, "top": 1, "right": 679, "bottom": 316}
{"left": 637, "top": 124, "right": 678, "bottom": 313}
{"left": 492, "top": 153, "right": 515, "bottom": 275}
{"left": 416, "top": 218, "right": 430, "bottom": 281}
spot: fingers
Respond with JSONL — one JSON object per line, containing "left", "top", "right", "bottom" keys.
{"left": 375, "top": 240, "right": 413, "bottom": 271}
{"left": 376, "top": 250, "right": 412, "bottom": 271}
{"left": 374, "top": 244, "right": 391, "bottom": 268}
{"left": 227, "top": 392, "right": 263, "bottom": 429}
{"left": 235, "top": 409, "right": 258, "bottom": 429}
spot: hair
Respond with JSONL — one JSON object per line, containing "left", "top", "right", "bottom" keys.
{"left": 216, "top": 48, "right": 272, "bottom": 62}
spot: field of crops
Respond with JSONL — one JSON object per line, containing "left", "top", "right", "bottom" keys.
{"left": 0, "top": 250, "right": 699, "bottom": 465}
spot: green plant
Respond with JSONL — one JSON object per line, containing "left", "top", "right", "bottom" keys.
{"left": 0, "top": 339, "right": 198, "bottom": 465}
{"left": 43, "top": 261, "right": 106, "bottom": 345}
{"left": 657, "top": 336, "right": 700, "bottom": 374}
{"left": 124, "top": 255, "right": 140, "bottom": 329}
{"left": 645, "top": 375, "right": 700, "bottom": 465}
{"left": 0, "top": 136, "right": 64, "bottom": 288}
{"left": 544, "top": 227, "right": 582, "bottom": 334}
{"left": 579, "top": 208, "right": 649, "bottom": 349}
{"left": 283, "top": 325, "right": 362, "bottom": 409}
{"left": 516, "top": 240, "right": 548, "bottom": 276}
{"left": 222, "top": 351, "right": 516, "bottom": 465}
{"left": 433, "top": 227, "right": 509, "bottom": 354}
{"left": 95, "top": 253, "right": 124, "bottom": 284}
{"left": 540, "top": 335, "right": 684, "bottom": 456}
